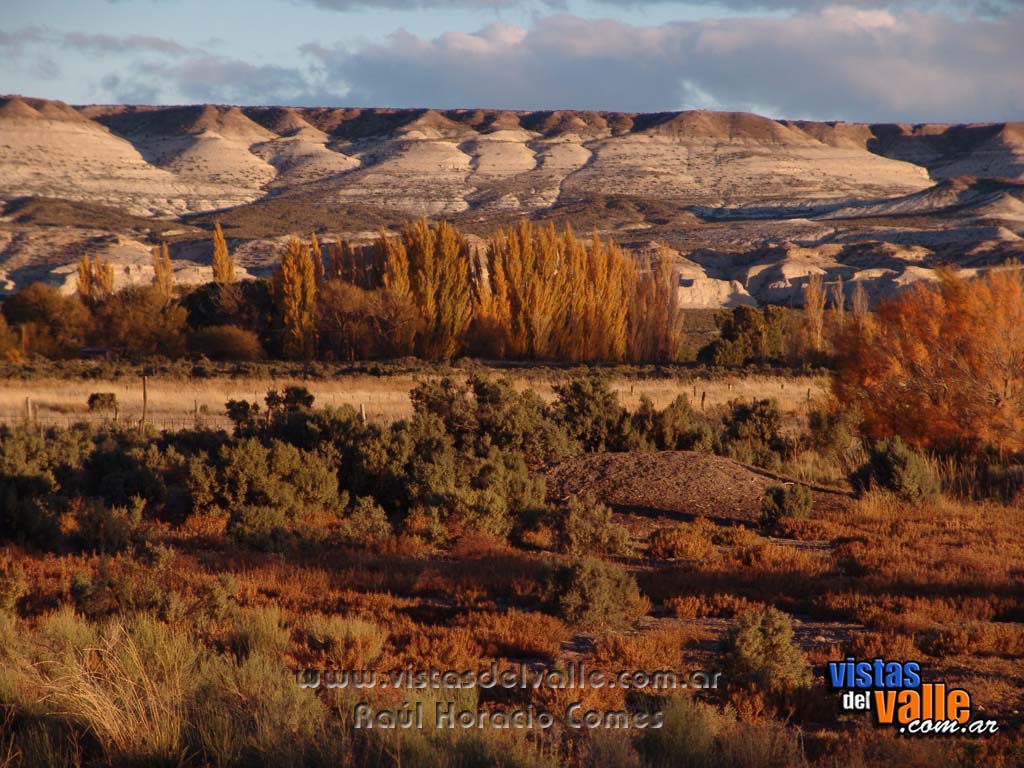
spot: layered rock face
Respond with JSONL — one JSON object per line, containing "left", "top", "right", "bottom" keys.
{"left": 2, "top": 96, "right": 1023, "bottom": 305}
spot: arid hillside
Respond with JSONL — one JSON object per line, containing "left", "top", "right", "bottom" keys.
{"left": 2, "top": 95, "right": 1024, "bottom": 305}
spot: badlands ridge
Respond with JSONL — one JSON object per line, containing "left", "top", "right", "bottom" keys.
{"left": 1, "top": 95, "right": 1023, "bottom": 307}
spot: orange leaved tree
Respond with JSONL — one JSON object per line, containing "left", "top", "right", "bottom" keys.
{"left": 834, "top": 267, "right": 1024, "bottom": 454}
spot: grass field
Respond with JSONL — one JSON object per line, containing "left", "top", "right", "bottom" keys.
{"left": 0, "top": 369, "right": 829, "bottom": 430}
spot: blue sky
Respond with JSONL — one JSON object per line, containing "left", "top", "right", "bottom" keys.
{"left": 2, "top": 0, "right": 1023, "bottom": 121}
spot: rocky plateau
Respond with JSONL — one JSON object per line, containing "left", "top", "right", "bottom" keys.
{"left": 2, "top": 95, "right": 1023, "bottom": 307}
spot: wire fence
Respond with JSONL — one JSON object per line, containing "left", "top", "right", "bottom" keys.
{"left": 0, "top": 408, "right": 404, "bottom": 432}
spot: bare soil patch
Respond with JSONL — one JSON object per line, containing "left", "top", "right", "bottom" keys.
{"left": 547, "top": 450, "right": 851, "bottom": 525}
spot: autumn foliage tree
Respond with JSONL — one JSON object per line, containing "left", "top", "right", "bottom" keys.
{"left": 310, "top": 231, "right": 325, "bottom": 284}
{"left": 316, "top": 281, "right": 419, "bottom": 360}
{"left": 273, "top": 236, "right": 318, "bottom": 360}
{"left": 835, "top": 267, "right": 1024, "bottom": 454}
{"left": 76, "top": 254, "right": 115, "bottom": 303}
{"left": 211, "top": 222, "right": 235, "bottom": 284}
{"left": 95, "top": 286, "right": 187, "bottom": 358}
{"left": 475, "top": 222, "right": 682, "bottom": 362}
{"left": 152, "top": 242, "right": 174, "bottom": 301}
{"left": 802, "top": 272, "right": 826, "bottom": 356}
{"left": 630, "top": 247, "right": 685, "bottom": 362}
{"left": 379, "top": 219, "right": 473, "bottom": 358}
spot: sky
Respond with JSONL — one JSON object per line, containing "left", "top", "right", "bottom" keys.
{"left": 1, "top": 0, "right": 1023, "bottom": 122}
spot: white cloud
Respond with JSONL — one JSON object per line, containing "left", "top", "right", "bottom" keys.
{"left": 7, "top": 6, "right": 1023, "bottom": 122}
{"left": 302, "top": 8, "right": 1024, "bottom": 121}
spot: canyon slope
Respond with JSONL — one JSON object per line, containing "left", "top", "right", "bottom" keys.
{"left": 2, "top": 95, "right": 1023, "bottom": 306}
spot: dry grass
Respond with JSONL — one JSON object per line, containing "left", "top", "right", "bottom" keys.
{"left": 0, "top": 370, "right": 828, "bottom": 429}
{"left": 35, "top": 618, "right": 196, "bottom": 765}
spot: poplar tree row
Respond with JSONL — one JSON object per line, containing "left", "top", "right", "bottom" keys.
{"left": 270, "top": 218, "right": 685, "bottom": 362}
{"left": 70, "top": 218, "right": 686, "bottom": 363}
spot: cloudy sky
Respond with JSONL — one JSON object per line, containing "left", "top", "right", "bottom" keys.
{"left": 2, "top": 0, "right": 1022, "bottom": 121}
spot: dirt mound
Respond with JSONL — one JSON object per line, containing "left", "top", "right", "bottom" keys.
{"left": 547, "top": 451, "right": 849, "bottom": 524}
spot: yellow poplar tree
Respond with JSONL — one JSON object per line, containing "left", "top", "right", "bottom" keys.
{"left": 76, "top": 254, "right": 93, "bottom": 302}
{"left": 477, "top": 223, "right": 679, "bottom": 363}
{"left": 274, "top": 236, "right": 318, "bottom": 359}
{"left": 802, "top": 272, "right": 826, "bottom": 354}
{"left": 554, "top": 228, "right": 590, "bottom": 361}
{"left": 411, "top": 219, "right": 473, "bottom": 358}
{"left": 76, "top": 254, "right": 115, "bottom": 302}
{"left": 830, "top": 274, "right": 845, "bottom": 333}
{"left": 310, "top": 231, "right": 325, "bottom": 284}
{"left": 373, "top": 220, "right": 472, "bottom": 358}
{"left": 851, "top": 280, "right": 869, "bottom": 327}
{"left": 379, "top": 229, "right": 411, "bottom": 299}
{"left": 629, "top": 247, "right": 682, "bottom": 362}
{"left": 152, "top": 242, "right": 174, "bottom": 301}
{"left": 211, "top": 222, "right": 235, "bottom": 284}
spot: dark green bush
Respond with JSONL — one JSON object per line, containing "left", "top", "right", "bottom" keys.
{"left": 653, "top": 394, "right": 715, "bottom": 452}
{"left": 721, "top": 399, "right": 790, "bottom": 470}
{"left": 198, "top": 574, "right": 239, "bottom": 622}
{"left": 410, "top": 375, "right": 574, "bottom": 467}
{"left": 550, "top": 559, "right": 647, "bottom": 629}
{"left": 808, "top": 404, "right": 861, "bottom": 457}
{"left": 227, "top": 505, "right": 291, "bottom": 549}
{"left": 73, "top": 498, "right": 144, "bottom": 554}
{"left": 558, "top": 491, "right": 629, "bottom": 556}
{"left": 759, "top": 484, "right": 813, "bottom": 528}
{"left": 191, "top": 438, "right": 341, "bottom": 518}
{"left": 0, "top": 475, "right": 60, "bottom": 548}
{"left": 633, "top": 393, "right": 710, "bottom": 452}
{"left": 852, "top": 437, "right": 940, "bottom": 502}
{"left": 225, "top": 398, "right": 262, "bottom": 435}
{"left": 265, "top": 386, "right": 315, "bottom": 413}
{"left": 342, "top": 496, "right": 392, "bottom": 545}
{"left": 84, "top": 443, "right": 165, "bottom": 508}
{"left": 552, "top": 374, "right": 634, "bottom": 452}
{"left": 698, "top": 305, "right": 796, "bottom": 367}
{"left": 87, "top": 392, "right": 117, "bottom": 413}
{"left": 725, "top": 607, "right": 811, "bottom": 693}
{"left": 469, "top": 375, "right": 574, "bottom": 466}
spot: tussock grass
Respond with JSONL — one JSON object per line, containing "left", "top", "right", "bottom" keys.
{"left": 34, "top": 616, "right": 196, "bottom": 766}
